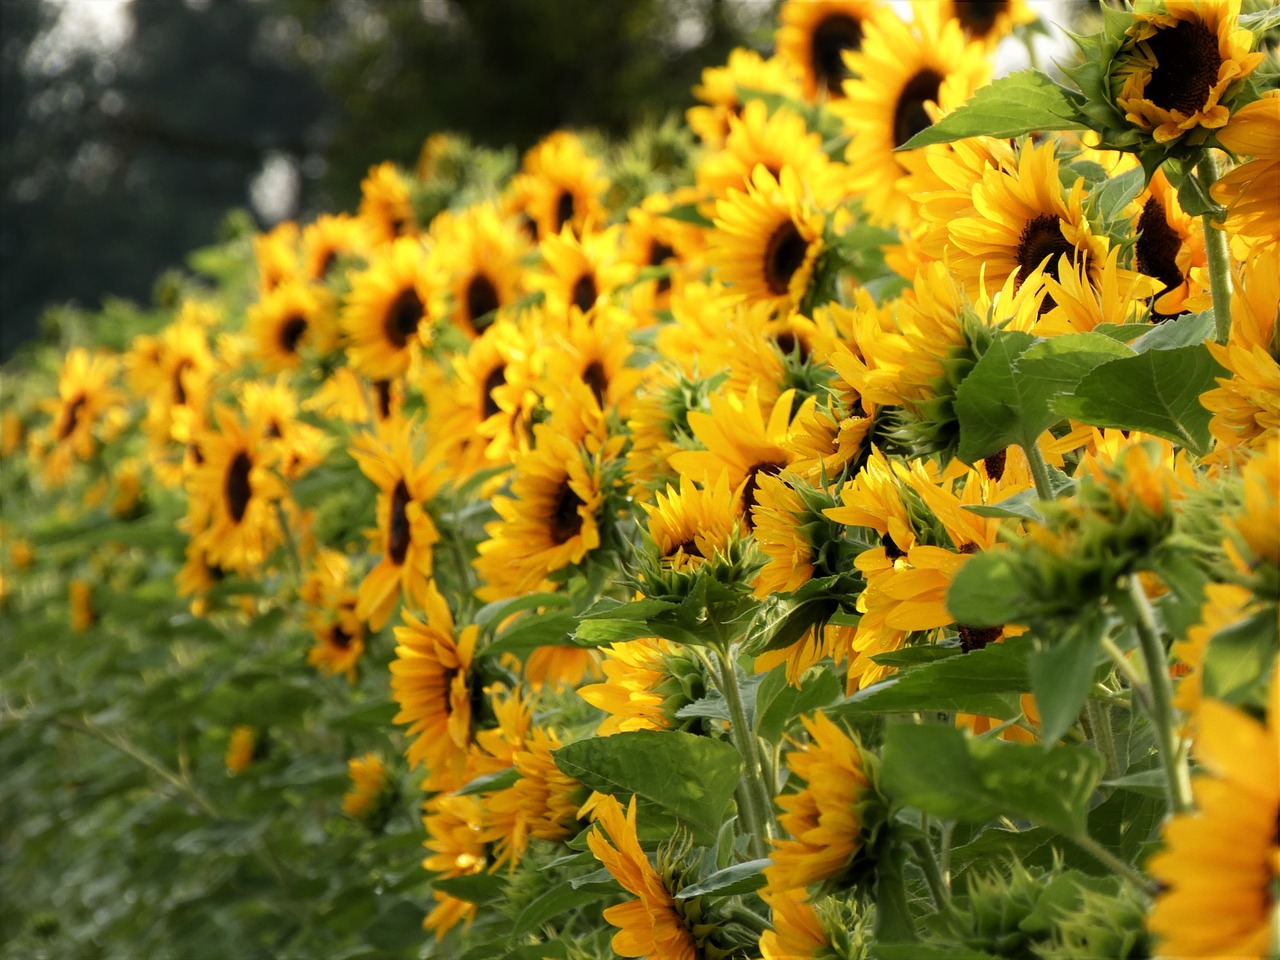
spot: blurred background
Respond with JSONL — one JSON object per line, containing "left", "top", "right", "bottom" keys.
{"left": 1, "top": 0, "right": 773, "bottom": 360}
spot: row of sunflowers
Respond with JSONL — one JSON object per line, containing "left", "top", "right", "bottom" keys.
{"left": 3, "top": 0, "right": 1278, "bottom": 957}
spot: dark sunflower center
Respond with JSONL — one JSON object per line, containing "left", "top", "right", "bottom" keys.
{"left": 224, "top": 451, "right": 253, "bottom": 524}
{"left": 384, "top": 287, "right": 425, "bottom": 349}
{"left": 548, "top": 480, "right": 585, "bottom": 546}
{"left": 673, "top": 538, "right": 704, "bottom": 559}
{"left": 571, "top": 272, "right": 599, "bottom": 313}
{"left": 1142, "top": 19, "right": 1222, "bottom": 116}
{"left": 983, "top": 449, "right": 1007, "bottom": 482}
{"left": 265, "top": 420, "right": 283, "bottom": 440}
{"left": 329, "top": 624, "right": 353, "bottom": 650}
{"left": 764, "top": 220, "right": 808, "bottom": 296}
{"left": 172, "top": 360, "right": 193, "bottom": 406}
{"left": 1135, "top": 197, "right": 1186, "bottom": 321}
{"left": 772, "top": 330, "right": 812, "bottom": 364}
{"left": 554, "top": 190, "right": 576, "bottom": 233}
{"left": 958, "top": 623, "right": 1003, "bottom": 653}
{"left": 58, "top": 394, "right": 88, "bottom": 440}
{"left": 953, "top": 0, "right": 1007, "bottom": 39}
{"left": 582, "top": 360, "right": 608, "bottom": 407}
{"left": 374, "top": 379, "right": 393, "bottom": 420}
{"left": 882, "top": 533, "right": 905, "bottom": 561}
{"left": 1016, "top": 214, "right": 1077, "bottom": 313}
{"left": 742, "top": 461, "right": 784, "bottom": 530}
{"left": 465, "top": 273, "right": 501, "bottom": 332}
{"left": 317, "top": 250, "right": 337, "bottom": 281}
{"left": 188, "top": 442, "right": 204, "bottom": 466}
{"left": 650, "top": 240, "right": 676, "bottom": 295}
{"left": 387, "top": 479, "right": 412, "bottom": 565}
{"left": 280, "top": 314, "right": 308, "bottom": 354}
{"left": 389, "top": 215, "right": 408, "bottom": 237}
{"left": 893, "top": 69, "right": 944, "bottom": 148}
{"left": 481, "top": 365, "right": 506, "bottom": 418}
{"left": 811, "top": 13, "right": 863, "bottom": 96}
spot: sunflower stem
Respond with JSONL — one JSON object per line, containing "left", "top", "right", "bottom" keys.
{"left": 1086, "top": 698, "right": 1120, "bottom": 789}
{"left": 909, "top": 837, "right": 950, "bottom": 909}
{"left": 1023, "top": 442, "right": 1057, "bottom": 502}
{"left": 1069, "top": 831, "right": 1158, "bottom": 896}
{"left": 274, "top": 501, "right": 303, "bottom": 585}
{"left": 1195, "top": 150, "right": 1234, "bottom": 344}
{"left": 1126, "top": 576, "right": 1193, "bottom": 815}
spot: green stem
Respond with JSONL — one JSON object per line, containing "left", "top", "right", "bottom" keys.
{"left": 909, "top": 837, "right": 950, "bottom": 909}
{"left": 1100, "top": 635, "right": 1154, "bottom": 714}
{"left": 274, "top": 501, "right": 302, "bottom": 585}
{"left": 1023, "top": 442, "right": 1056, "bottom": 502}
{"left": 1070, "top": 832, "right": 1158, "bottom": 895}
{"left": 1126, "top": 577, "right": 1193, "bottom": 814}
{"left": 1086, "top": 698, "right": 1120, "bottom": 785}
{"left": 1195, "top": 150, "right": 1234, "bottom": 344}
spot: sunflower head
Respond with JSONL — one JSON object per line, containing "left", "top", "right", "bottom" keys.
{"left": 775, "top": 0, "right": 879, "bottom": 102}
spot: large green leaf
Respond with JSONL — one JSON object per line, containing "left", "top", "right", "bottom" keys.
{"left": 898, "top": 70, "right": 1087, "bottom": 150}
{"left": 552, "top": 730, "right": 742, "bottom": 842}
{"left": 954, "top": 331, "right": 1042, "bottom": 464}
{"left": 1028, "top": 610, "right": 1111, "bottom": 746}
{"left": 881, "top": 724, "right": 1105, "bottom": 837}
{"left": 1053, "top": 344, "right": 1226, "bottom": 455}
{"left": 673, "top": 858, "right": 769, "bottom": 899}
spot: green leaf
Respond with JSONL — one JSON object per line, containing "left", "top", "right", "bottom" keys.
{"left": 572, "top": 596, "right": 681, "bottom": 646}
{"left": 1202, "top": 605, "right": 1280, "bottom": 707}
{"left": 954, "top": 331, "right": 1042, "bottom": 463}
{"left": 1028, "top": 611, "right": 1110, "bottom": 746}
{"left": 673, "top": 859, "right": 770, "bottom": 899}
{"left": 363, "top": 899, "right": 426, "bottom": 952}
{"left": 754, "top": 666, "right": 842, "bottom": 742}
{"left": 834, "top": 638, "right": 1032, "bottom": 719}
{"left": 1242, "top": 3, "right": 1280, "bottom": 33}
{"left": 1053, "top": 344, "right": 1226, "bottom": 455}
{"left": 511, "top": 880, "right": 608, "bottom": 937}
{"left": 1014, "top": 332, "right": 1135, "bottom": 401}
{"left": 473, "top": 591, "right": 570, "bottom": 632}
{"left": 868, "top": 645, "right": 964, "bottom": 667}
{"left": 662, "top": 202, "right": 715, "bottom": 229}
{"left": 479, "top": 610, "right": 577, "bottom": 659}
{"left": 431, "top": 872, "right": 507, "bottom": 905}
{"left": 1127, "top": 310, "right": 1214, "bottom": 351}
{"left": 455, "top": 766, "right": 519, "bottom": 797}
{"left": 897, "top": 71, "right": 1087, "bottom": 150}
{"left": 947, "top": 551, "right": 1049, "bottom": 628}
{"left": 881, "top": 724, "right": 1105, "bottom": 837}
{"left": 877, "top": 946, "right": 1003, "bottom": 960}
{"left": 552, "top": 730, "right": 742, "bottom": 842}
{"left": 1086, "top": 165, "right": 1147, "bottom": 226}
{"left": 873, "top": 839, "right": 918, "bottom": 944}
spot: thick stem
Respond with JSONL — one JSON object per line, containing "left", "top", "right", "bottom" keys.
{"left": 909, "top": 837, "right": 950, "bottom": 909}
{"left": 1070, "top": 832, "right": 1158, "bottom": 895}
{"left": 1195, "top": 150, "right": 1234, "bottom": 344}
{"left": 1023, "top": 442, "right": 1056, "bottom": 502}
{"left": 1086, "top": 698, "right": 1120, "bottom": 784}
{"left": 1100, "top": 635, "right": 1155, "bottom": 715}
{"left": 1127, "top": 577, "right": 1194, "bottom": 814}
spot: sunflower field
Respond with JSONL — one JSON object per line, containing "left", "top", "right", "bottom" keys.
{"left": 2, "top": 0, "right": 1279, "bottom": 958}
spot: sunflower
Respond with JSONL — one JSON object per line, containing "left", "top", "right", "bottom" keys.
{"left": 432, "top": 203, "right": 528, "bottom": 338}
{"left": 697, "top": 100, "right": 835, "bottom": 203}
{"left": 577, "top": 636, "right": 712, "bottom": 736}
{"left": 349, "top": 417, "right": 443, "bottom": 630}
{"left": 300, "top": 212, "right": 370, "bottom": 284}
{"left": 69, "top": 579, "right": 93, "bottom": 634}
{"left": 668, "top": 383, "right": 800, "bottom": 531}
{"left": 342, "top": 236, "right": 439, "bottom": 381}
{"left": 240, "top": 377, "right": 327, "bottom": 481}
{"left": 940, "top": 0, "right": 1036, "bottom": 44}
{"left": 775, "top": 0, "right": 881, "bottom": 102}
{"left": 225, "top": 725, "right": 259, "bottom": 775}
{"left": 1171, "top": 580, "right": 1255, "bottom": 719}
{"left": 389, "top": 579, "right": 477, "bottom": 792}
{"left": 1031, "top": 245, "right": 1163, "bottom": 338}
{"left": 708, "top": 165, "right": 826, "bottom": 316}
{"left": 184, "top": 405, "right": 285, "bottom": 576}
{"left": 759, "top": 886, "right": 835, "bottom": 960}
{"left": 836, "top": 3, "right": 992, "bottom": 226}
{"left": 947, "top": 140, "right": 1111, "bottom": 309}
{"left": 1212, "top": 90, "right": 1280, "bottom": 253}
{"left": 252, "top": 220, "right": 300, "bottom": 295}
{"left": 421, "top": 792, "right": 487, "bottom": 938}
{"left": 1147, "top": 672, "right": 1279, "bottom": 958}
{"left": 341, "top": 753, "right": 389, "bottom": 820}
{"left": 306, "top": 600, "right": 365, "bottom": 683}
{"left": 688, "top": 47, "right": 804, "bottom": 147}
{"left": 1132, "top": 168, "right": 1207, "bottom": 320}
{"left": 521, "top": 645, "right": 601, "bottom": 692}
{"left": 358, "top": 161, "right": 416, "bottom": 244}
{"left": 509, "top": 131, "right": 608, "bottom": 241}
{"left": 619, "top": 191, "right": 700, "bottom": 324}
{"left": 527, "top": 223, "right": 634, "bottom": 320}
{"left": 765, "top": 712, "right": 876, "bottom": 892}
{"left": 643, "top": 472, "right": 740, "bottom": 573}
{"left": 472, "top": 421, "right": 606, "bottom": 601}
{"left": 542, "top": 306, "right": 644, "bottom": 419}
{"left": 624, "top": 363, "right": 717, "bottom": 496}
{"left": 248, "top": 279, "right": 338, "bottom": 371}
{"left": 586, "top": 794, "right": 699, "bottom": 960}
{"left": 1114, "top": 0, "right": 1264, "bottom": 146}
{"left": 31, "top": 349, "right": 124, "bottom": 487}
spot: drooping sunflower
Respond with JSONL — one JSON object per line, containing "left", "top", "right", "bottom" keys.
{"left": 708, "top": 165, "right": 826, "bottom": 317}
{"left": 350, "top": 418, "right": 443, "bottom": 630}
{"left": 1114, "top": 0, "right": 1264, "bottom": 146}
{"left": 432, "top": 203, "right": 529, "bottom": 338}
{"left": 184, "top": 405, "right": 285, "bottom": 576}
{"left": 1212, "top": 90, "right": 1280, "bottom": 253}
{"left": 775, "top": 0, "right": 881, "bottom": 102}
{"left": 586, "top": 794, "right": 699, "bottom": 960}
{"left": 357, "top": 161, "right": 416, "bottom": 244}
{"left": 765, "top": 712, "right": 877, "bottom": 893}
{"left": 688, "top": 47, "right": 804, "bottom": 147}
{"left": 299, "top": 212, "right": 371, "bottom": 284}
{"left": 248, "top": 279, "right": 338, "bottom": 371}
{"left": 31, "top": 349, "right": 124, "bottom": 487}
{"left": 342, "top": 236, "right": 439, "bottom": 381}
{"left": 1147, "top": 672, "right": 1279, "bottom": 959}
{"left": 946, "top": 140, "right": 1110, "bottom": 309}
{"left": 508, "top": 131, "right": 608, "bottom": 241}
{"left": 389, "top": 579, "right": 477, "bottom": 792}
{"left": 836, "top": 3, "right": 992, "bottom": 227}
{"left": 940, "top": 0, "right": 1036, "bottom": 46}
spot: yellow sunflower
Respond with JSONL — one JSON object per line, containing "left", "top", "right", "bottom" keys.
{"left": 342, "top": 235, "right": 439, "bottom": 381}
{"left": 421, "top": 792, "right": 486, "bottom": 938}
{"left": 643, "top": 472, "right": 740, "bottom": 573}
{"left": 1171, "top": 580, "right": 1255, "bottom": 719}
{"left": 509, "top": 131, "right": 608, "bottom": 241}
{"left": 225, "top": 725, "right": 259, "bottom": 775}
{"left": 306, "top": 600, "right": 365, "bottom": 683}
{"left": 765, "top": 711, "right": 875, "bottom": 892}
{"left": 31, "top": 349, "right": 124, "bottom": 487}
{"left": 619, "top": 191, "right": 701, "bottom": 324}
{"left": 688, "top": 47, "right": 803, "bottom": 147}
{"left": 775, "top": 0, "right": 881, "bottom": 102}
{"left": 836, "top": 2, "right": 992, "bottom": 226}
{"left": 299, "top": 212, "right": 371, "bottom": 284}
{"left": 940, "top": 0, "right": 1036, "bottom": 45}
{"left": 1212, "top": 90, "right": 1280, "bottom": 253}
{"left": 759, "top": 886, "right": 835, "bottom": 960}
{"left": 432, "top": 203, "right": 528, "bottom": 338}
{"left": 1114, "top": 0, "right": 1264, "bottom": 146}
{"left": 248, "top": 279, "right": 338, "bottom": 371}
{"left": 586, "top": 794, "right": 699, "bottom": 960}
{"left": 542, "top": 306, "right": 644, "bottom": 419}
{"left": 341, "top": 753, "right": 389, "bottom": 819}
{"left": 697, "top": 100, "right": 835, "bottom": 203}
{"left": 69, "top": 579, "right": 93, "bottom": 634}
{"left": 577, "top": 636, "right": 702, "bottom": 736}
{"left": 252, "top": 220, "right": 300, "bottom": 295}
{"left": 1133, "top": 168, "right": 1208, "bottom": 320}
{"left": 184, "top": 405, "right": 285, "bottom": 576}
{"left": 1147, "top": 672, "right": 1279, "bottom": 958}
{"left": 349, "top": 417, "right": 443, "bottom": 630}
{"left": 389, "top": 579, "right": 477, "bottom": 792}
{"left": 357, "top": 161, "right": 416, "bottom": 244}
{"left": 708, "top": 165, "right": 826, "bottom": 316}
{"left": 527, "top": 223, "right": 634, "bottom": 319}
{"left": 241, "top": 377, "right": 327, "bottom": 481}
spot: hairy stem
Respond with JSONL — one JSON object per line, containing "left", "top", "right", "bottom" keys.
{"left": 1195, "top": 150, "right": 1234, "bottom": 344}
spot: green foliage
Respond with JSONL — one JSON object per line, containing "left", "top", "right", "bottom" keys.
{"left": 897, "top": 71, "right": 1088, "bottom": 150}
